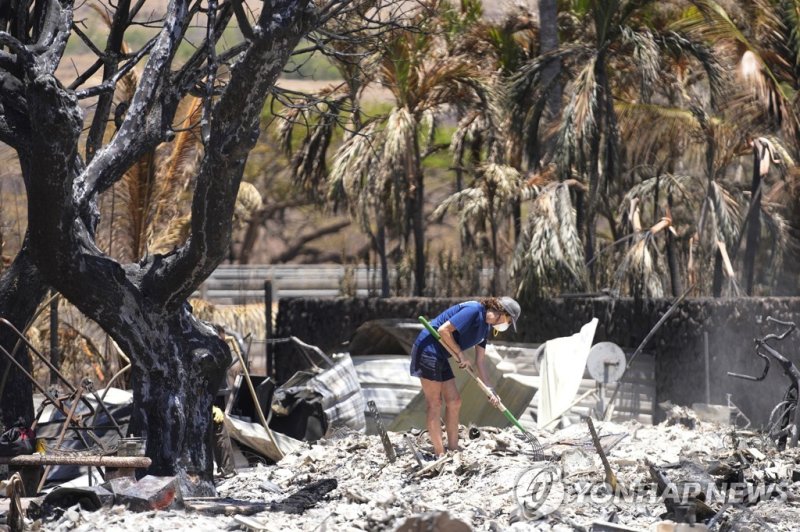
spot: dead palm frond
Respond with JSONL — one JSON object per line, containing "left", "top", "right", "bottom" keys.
{"left": 149, "top": 180, "right": 263, "bottom": 254}
{"left": 556, "top": 56, "right": 598, "bottom": 176}
{"left": 616, "top": 102, "right": 704, "bottom": 166}
{"left": 511, "top": 182, "right": 587, "bottom": 297}
{"left": 620, "top": 26, "right": 661, "bottom": 97}
{"left": 233, "top": 182, "right": 263, "bottom": 229}
{"left": 328, "top": 121, "right": 386, "bottom": 233}
{"left": 433, "top": 163, "right": 529, "bottom": 234}
{"left": 760, "top": 202, "right": 789, "bottom": 284}
{"left": 707, "top": 179, "right": 742, "bottom": 248}
{"left": 286, "top": 90, "right": 349, "bottom": 199}
{"left": 613, "top": 233, "right": 666, "bottom": 298}
{"left": 617, "top": 173, "right": 699, "bottom": 220}
{"left": 677, "top": 0, "right": 800, "bottom": 137}
{"left": 149, "top": 97, "right": 203, "bottom": 227}
{"left": 612, "top": 215, "right": 676, "bottom": 298}
{"left": 659, "top": 31, "right": 729, "bottom": 107}
{"left": 102, "top": 72, "right": 203, "bottom": 261}
{"left": 449, "top": 78, "right": 508, "bottom": 167}
{"left": 149, "top": 214, "right": 191, "bottom": 255}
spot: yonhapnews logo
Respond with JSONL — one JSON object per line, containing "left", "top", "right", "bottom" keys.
{"left": 514, "top": 465, "right": 788, "bottom": 520}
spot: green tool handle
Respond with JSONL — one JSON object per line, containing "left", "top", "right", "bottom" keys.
{"left": 418, "top": 315, "right": 506, "bottom": 412}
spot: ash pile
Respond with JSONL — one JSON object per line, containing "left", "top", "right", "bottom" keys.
{"left": 5, "top": 320, "right": 800, "bottom": 531}
{"left": 22, "top": 414, "right": 800, "bottom": 531}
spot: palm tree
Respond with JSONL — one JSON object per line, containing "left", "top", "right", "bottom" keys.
{"left": 511, "top": 178, "right": 588, "bottom": 298}
{"left": 676, "top": 0, "right": 800, "bottom": 294}
{"left": 283, "top": 1, "right": 483, "bottom": 296}
{"left": 433, "top": 163, "right": 528, "bottom": 293}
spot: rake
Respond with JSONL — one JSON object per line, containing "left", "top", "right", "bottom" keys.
{"left": 418, "top": 316, "right": 545, "bottom": 461}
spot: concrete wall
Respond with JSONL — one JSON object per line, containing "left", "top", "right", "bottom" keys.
{"left": 275, "top": 296, "right": 800, "bottom": 425}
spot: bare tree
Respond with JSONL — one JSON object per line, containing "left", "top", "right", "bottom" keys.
{"left": 0, "top": 0, "right": 383, "bottom": 495}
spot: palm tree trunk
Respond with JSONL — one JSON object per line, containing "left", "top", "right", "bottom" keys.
{"left": 489, "top": 194, "right": 499, "bottom": 294}
{"left": 512, "top": 199, "right": 522, "bottom": 244}
{"left": 666, "top": 193, "right": 682, "bottom": 296}
{"left": 743, "top": 144, "right": 763, "bottom": 295}
{"left": 411, "top": 123, "right": 426, "bottom": 296}
{"left": 538, "top": 0, "right": 561, "bottom": 121}
{"left": 371, "top": 217, "right": 390, "bottom": 298}
{"left": 238, "top": 210, "right": 266, "bottom": 264}
{"left": 585, "top": 118, "right": 601, "bottom": 287}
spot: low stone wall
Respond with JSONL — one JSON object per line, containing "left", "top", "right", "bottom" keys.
{"left": 275, "top": 296, "right": 800, "bottom": 425}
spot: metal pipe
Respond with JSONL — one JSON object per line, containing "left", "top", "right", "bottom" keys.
{"left": 603, "top": 284, "right": 693, "bottom": 420}
{"left": 264, "top": 280, "right": 273, "bottom": 379}
{"left": 0, "top": 455, "right": 151, "bottom": 467}
{"left": 0, "top": 318, "right": 77, "bottom": 394}
{"left": 704, "top": 331, "right": 710, "bottom": 404}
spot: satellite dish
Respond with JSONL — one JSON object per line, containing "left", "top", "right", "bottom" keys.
{"left": 587, "top": 342, "right": 627, "bottom": 384}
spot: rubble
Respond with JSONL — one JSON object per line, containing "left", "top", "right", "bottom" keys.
{"left": 11, "top": 417, "right": 800, "bottom": 531}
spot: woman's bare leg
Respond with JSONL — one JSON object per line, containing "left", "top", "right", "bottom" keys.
{"left": 420, "top": 378, "right": 445, "bottom": 456}
{"left": 442, "top": 379, "right": 462, "bottom": 451}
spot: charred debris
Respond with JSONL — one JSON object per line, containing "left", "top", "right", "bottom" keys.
{"left": 2, "top": 318, "right": 800, "bottom": 531}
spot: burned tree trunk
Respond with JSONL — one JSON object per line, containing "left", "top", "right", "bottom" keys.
{"left": 119, "top": 307, "right": 229, "bottom": 494}
{"left": 1, "top": 0, "right": 315, "bottom": 495}
{"left": 0, "top": 242, "right": 48, "bottom": 429}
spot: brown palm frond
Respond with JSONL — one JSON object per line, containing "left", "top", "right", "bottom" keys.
{"left": 328, "top": 121, "right": 385, "bottom": 232}
{"left": 149, "top": 214, "right": 191, "bottom": 255}
{"left": 620, "top": 26, "right": 661, "bottom": 94}
{"left": 189, "top": 299, "right": 266, "bottom": 338}
{"left": 114, "top": 152, "right": 157, "bottom": 260}
{"left": 678, "top": 0, "right": 799, "bottom": 137}
{"left": 276, "top": 106, "right": 306, "bottom": 157}
{"left": 149, "top": 97, "right": 203, "bottom": 232}
{"left": 759, "top": 202, "right": 789, "bottom": 281}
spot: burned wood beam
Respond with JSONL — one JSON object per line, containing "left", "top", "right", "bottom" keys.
{"left": 587, "top": 417, "right": 618, "bottom": 492}
{"left": 270, "top": 478, "right": 337, "bottom": 514}
{"left": 367, "top": 400, "right": 396, "bottom": 463}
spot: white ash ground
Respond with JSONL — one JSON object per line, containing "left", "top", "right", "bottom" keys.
{"left": 36, "top": 420, "right": 800, "bottom": 531}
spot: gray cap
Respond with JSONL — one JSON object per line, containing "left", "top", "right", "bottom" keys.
{"left": 499, "top": 296, "right": 521, "bottom": 331}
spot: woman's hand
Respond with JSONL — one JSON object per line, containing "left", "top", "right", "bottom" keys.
{"left": 458, "top": 357, "right": 473, "bottom": 372}
{"left": 487, "top": 388, "right": 501, "bottom": 408}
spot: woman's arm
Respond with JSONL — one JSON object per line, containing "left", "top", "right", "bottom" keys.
{"left": 438, "top": 321, "right": 466, "bottom": 365}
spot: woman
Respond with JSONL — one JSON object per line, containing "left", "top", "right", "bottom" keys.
{"left": 410, "top": 297, "right": 521, "bottom": 456}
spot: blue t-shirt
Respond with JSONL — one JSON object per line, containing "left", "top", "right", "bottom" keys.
{"left": 414, "top": 301, "right": 490, "bottom": 359}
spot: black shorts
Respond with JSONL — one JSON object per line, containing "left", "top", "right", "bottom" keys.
{"left": 410, "top": 344, "right": 455, "bottom": 382}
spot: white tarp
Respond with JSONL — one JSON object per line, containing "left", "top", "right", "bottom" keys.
{"left": 537, "top": 318, "right": 598, "bottom": 430}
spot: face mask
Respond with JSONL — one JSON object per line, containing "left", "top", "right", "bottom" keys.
{"left": 493, "top": 322, "right": 510, "bottom": 332}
